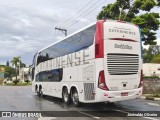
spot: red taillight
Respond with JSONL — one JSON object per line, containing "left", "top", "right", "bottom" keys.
{"left": 98, "top": 70, "right": 109, "bottom": 91}
{"left": 138, "top": 70, "right": 143, "bottom": 88}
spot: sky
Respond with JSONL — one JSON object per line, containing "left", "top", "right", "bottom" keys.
{"left": 0, "top": 0, "right": 159, "bottom": 66}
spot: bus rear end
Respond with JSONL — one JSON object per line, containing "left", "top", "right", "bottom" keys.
{"left": 95, "top": 20, "right": 143, "bottom": 102}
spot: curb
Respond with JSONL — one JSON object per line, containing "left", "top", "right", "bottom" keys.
{"left": 140, "top": 96, "right": 160, "bottom": 101}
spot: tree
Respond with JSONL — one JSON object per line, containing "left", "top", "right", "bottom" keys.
{"left": 157, "top": 0, "right": 160, "bottom": 6}
{"left": 4, "top": 66, "right": 16, "bottom": 78}
{"left": 143, "top": 47, "right": 153, "bottom": 63}
{"left": 97, "top": 0, "right": 160, "bottom": 45}
{"left": 151, "top": 54, "right": 160, "bottom": 63}
{"left": 6, "top": 61, "right": 9, "bottom": 66}
{"left": 143, "top": 45, "right": 160, "bottom": 63}
{"left": 20, "top": 61, "right": 26, "bottom": 68}
{"left": 11, "top": 56, "right": 21, "bottom": 84}
{"left": 148, "top": 45, "right": 160, "bottom": 55}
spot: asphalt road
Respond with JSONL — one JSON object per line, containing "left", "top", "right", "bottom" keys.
{"left": 0, "top": 86, "right": 159, "bottom": 120}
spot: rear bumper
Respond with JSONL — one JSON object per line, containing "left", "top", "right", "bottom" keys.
{"left": 96, "top": 87, "right": 143, "bottom": 102}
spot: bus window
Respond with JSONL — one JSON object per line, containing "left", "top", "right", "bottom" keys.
{"left": 50, "top": 68, "right": 63, "bottom": 82}
{"left": 31, "top": 67, "right": 35, "bottom": 81}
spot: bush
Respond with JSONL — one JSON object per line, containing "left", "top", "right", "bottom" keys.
{"left": 24, "top": 80, "right": 30, "bottom": 84}
{"left": 4, "top": 81, "right": 32, "bottom": 86}
{"left": 13, "top": 79, "right": 20, "bottom": 85}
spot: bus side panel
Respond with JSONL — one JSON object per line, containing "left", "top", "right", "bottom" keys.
{"left": 76, "top": 45, "right": 97, "bottom": 103}
{"left": 94, "top": 58, "right": 104, "bottom": 102}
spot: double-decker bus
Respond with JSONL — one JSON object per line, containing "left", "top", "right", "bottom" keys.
{"left": 30, "top": 20, "right": 143, "bottom": 106}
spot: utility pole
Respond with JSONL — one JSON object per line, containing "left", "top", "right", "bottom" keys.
{"left": 55, "top": 27, "right": 67, "bottom": 36}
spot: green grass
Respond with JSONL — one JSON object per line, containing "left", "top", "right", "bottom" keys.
{"left": 145, "top": 94, "right": 160, "bottom": 98}
{"left": 144, "top": 76, "right": 159, "bottom": 78}
{"left": 4, "top": 82, "right": 32, "bottom": 86}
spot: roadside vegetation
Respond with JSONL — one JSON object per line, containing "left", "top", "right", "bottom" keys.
{"left": 143, "top": 46, "right": 160, "bottom": 63}
{"left": 144, "top": 76, "right": 159, "bottom": 79}
{"left": 145, "top": 94, "right": 160, "bottom": 99}
{"left": 11, "top": 56, "right": 21, "bottom": 84}
{"left": 4, "top": 81, "right": 32, "bottom": 86}
{"left": 0, "top": 56, "right": 28, "bottom": 86}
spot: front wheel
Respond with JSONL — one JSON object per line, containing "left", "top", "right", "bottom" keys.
{"left": 62, "top": 88, "right": 70, "bottom": 104}
{"left": 72, "top": 89, "right": 81, "bottom": 107}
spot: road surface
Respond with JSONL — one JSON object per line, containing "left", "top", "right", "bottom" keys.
{"left": 0, "top": 86, "right": 159, "bottom": 120}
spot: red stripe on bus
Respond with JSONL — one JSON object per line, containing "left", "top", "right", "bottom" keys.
{"left": 95, "top": 20, "right": 105, "bottom": 58}
{"left": 109, "top": 38, "right": 137, "bottom": 42}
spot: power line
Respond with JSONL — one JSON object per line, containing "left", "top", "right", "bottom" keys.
{"left": 65, "top": 0, "right": 108, "bottom": 29}
{"left": 58, "top": 0, "right": 94, "bottom": 28}
{"left": 63, "top": 0, "right": 104, "bottom": 28}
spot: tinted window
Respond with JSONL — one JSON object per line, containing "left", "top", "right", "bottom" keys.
{"left": 32, "top": 53, "right": 37, "bottom": 66}
{"left": 37, "top": 24, "right": 96, "bottom": 65}
{"left": 35, "top": 68, "right": 63, "bottom": 82}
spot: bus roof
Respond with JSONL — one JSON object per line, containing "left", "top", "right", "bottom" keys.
{"left": 38, "top": 21, "right": 96, "bottom": 53}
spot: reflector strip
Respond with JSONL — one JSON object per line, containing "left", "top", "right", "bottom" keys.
{"left": 109, "top": 38, "right": 137, "bottom": 42}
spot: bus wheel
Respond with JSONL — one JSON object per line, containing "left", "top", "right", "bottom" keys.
{"left": 72, "top": 89, "right": 80, "bottom": 107}
{"left": 62, "top": 88, "right": 70, "bottom": 104}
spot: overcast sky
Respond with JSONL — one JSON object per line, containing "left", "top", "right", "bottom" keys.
{"left": 0, "top": 0, "right": 159, "bottom": 66}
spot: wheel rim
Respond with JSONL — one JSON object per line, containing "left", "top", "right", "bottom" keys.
{"left": 73, "top": 91, "right": 79, "bottom": 104}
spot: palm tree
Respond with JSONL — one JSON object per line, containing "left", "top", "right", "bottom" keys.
{"left": 11, "top": 56, "right": 21, "bottom": 83}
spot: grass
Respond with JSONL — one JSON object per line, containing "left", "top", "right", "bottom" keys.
{"left": 4, "top": 82, "right": 32, "bottom": 86}
{"left": 144, "top": 76, "right": 159, "bottom": 79}
{"left": 145, "top": 94, "right": 160, "bottom": 98}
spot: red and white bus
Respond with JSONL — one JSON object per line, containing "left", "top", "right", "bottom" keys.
{"left": 30, "top": 20, "right": 143, "bottom": 106}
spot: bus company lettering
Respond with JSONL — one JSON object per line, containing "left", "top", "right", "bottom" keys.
{"left": 115, "top": 44, "right": 132, "bottom": 50}
{"left": 59, "top": 49, "right": 89, "bottom": 68}
{"left": 37, "top": 49, "right": 90, "bottom": 71}
{"left": 109, "top": 28, "right": 136, "bottom": 35}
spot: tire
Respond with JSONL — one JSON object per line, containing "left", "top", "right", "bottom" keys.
{"left": 62, "top": 88, "right": 70, "bottom": 104}
{"left": 72, "top": 89, "right": 80, "bottom": 107}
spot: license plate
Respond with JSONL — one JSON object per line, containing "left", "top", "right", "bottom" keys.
{"left": 121, "top": 92, "right": 128, "bottom": 96}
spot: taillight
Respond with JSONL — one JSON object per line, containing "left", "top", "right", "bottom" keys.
{"left": 138, "top": 70, "right": 143, "bottom": 88}
{"left": 98, "top": 70, "right": 109, "bottom": 91}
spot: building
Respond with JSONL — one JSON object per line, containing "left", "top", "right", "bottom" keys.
{"left": 19, "top": 67, "right": 30, "bottom": 82}
{"left": 143, "top": 63, "right": 160, "bottom": 77}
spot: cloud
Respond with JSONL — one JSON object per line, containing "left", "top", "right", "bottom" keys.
{"left": 0, "top": 0, "right": 159, "bottom": 66}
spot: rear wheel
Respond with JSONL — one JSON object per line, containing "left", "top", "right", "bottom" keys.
{"left": 62, "top": 88, "right": 70, "bottom": 104}
{"left": 72, "top": 89, "right": 80, "bottom": 107}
